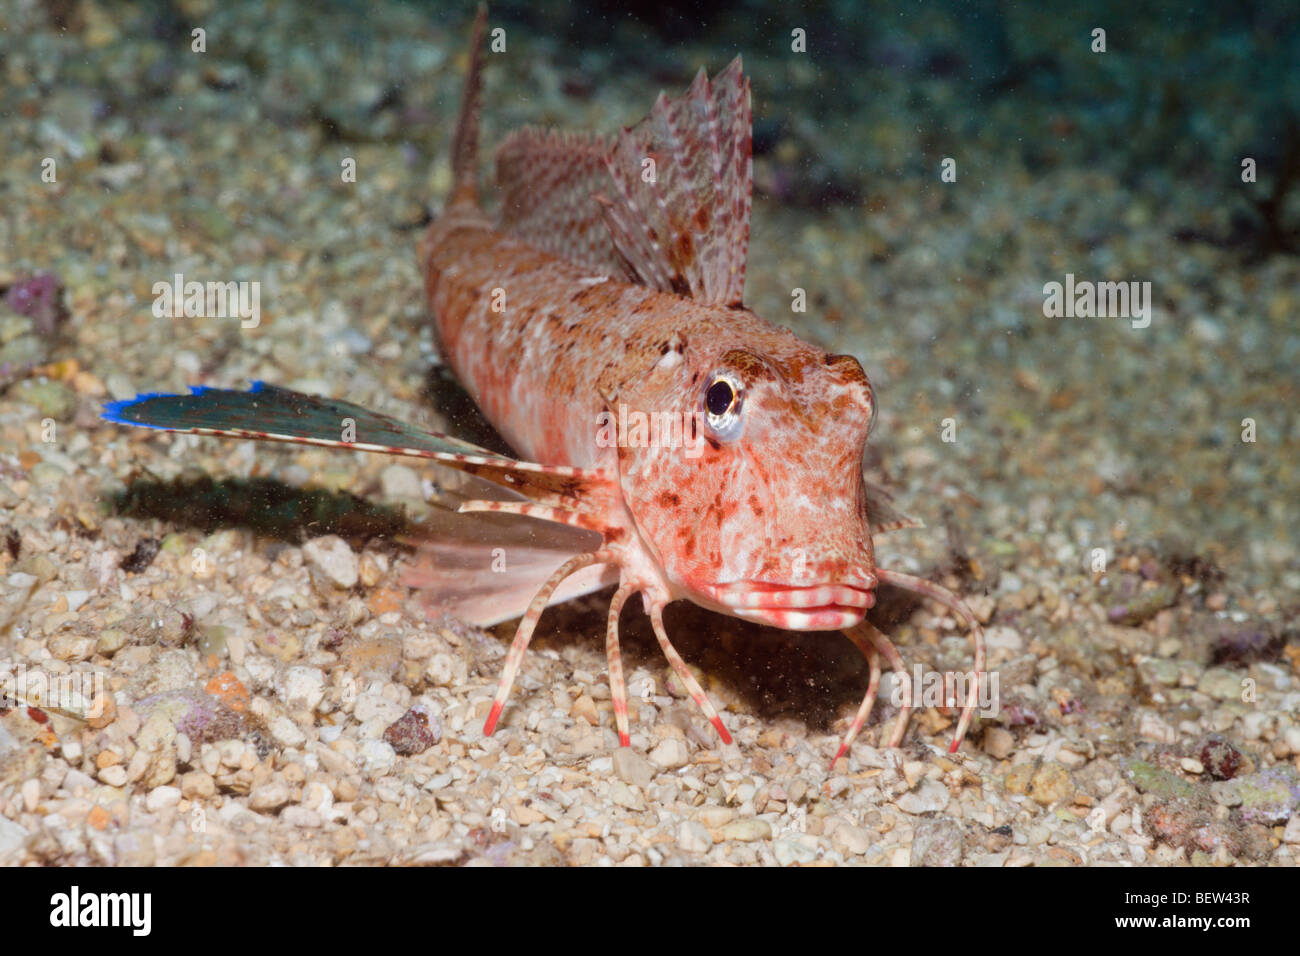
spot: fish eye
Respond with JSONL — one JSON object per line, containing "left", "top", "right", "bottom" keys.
{"left": 702, "top": 373, "right": 744, "bottom": 441}
{"left": 706, "top": 379, "right": 735, "bottom": 416}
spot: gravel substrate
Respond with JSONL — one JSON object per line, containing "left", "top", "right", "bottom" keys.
{"left": 1, "top": 0, "right": 1297, "bottom": 866}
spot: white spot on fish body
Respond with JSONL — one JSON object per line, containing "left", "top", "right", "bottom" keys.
{"left": 656, "top": 349, "right": 683, "bottom": 370}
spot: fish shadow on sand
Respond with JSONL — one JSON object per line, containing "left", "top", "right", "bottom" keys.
{"left": 110, "top": 472, "right": 943, "bottom": 744}
{"left": 414, "top": 375, "right": 938, "bottom": 741}
{"left": 109, "top": 474, "right": 411, "bottom": 547}
{"left": 527, "top": 580, "right": 930, "bottom": 743}
{"left": 421, "top": 365, "right": 516, "bottom": 459}
{"left": 416, "top": 373, "right": 945, "bottom": 743}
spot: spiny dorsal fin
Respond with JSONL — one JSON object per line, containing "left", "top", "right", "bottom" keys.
{"left": 601, "top": 57, "right": 752, "bottom": 307}
{"left": 493, "top": 58, "right": 753, "bottom": 306}
{"left": 496, "top": 127, "right": 635, "bottom": 279}
{"left": 449, "top": 5, "right": 490, "bottom": 208}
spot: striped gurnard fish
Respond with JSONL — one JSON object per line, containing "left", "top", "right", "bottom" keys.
{"left": 105, "top": 8, "right": 984, "bottom": 762}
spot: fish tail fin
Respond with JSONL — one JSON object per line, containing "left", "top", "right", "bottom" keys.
{"left": 449, "top": 4, "right": 489, "bottom": 208}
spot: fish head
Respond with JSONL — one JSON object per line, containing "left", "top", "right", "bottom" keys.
{"left": 600, "top": 323, "right": 879, "bottom": 631}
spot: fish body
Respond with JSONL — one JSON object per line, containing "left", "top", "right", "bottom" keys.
{"left": 421, "top": 13, "right": 879, "bottom": 631}
{"left": 104, "top": 7, "right": 985, "bottom": 761}
{"left": 422, "top": 212, "right": 879, "bottom": 625}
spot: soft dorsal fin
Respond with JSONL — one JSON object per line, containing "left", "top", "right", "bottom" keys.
{"left": 496, "top": 127, "right": 635, "bottom": 280}
{"left": 601, "top": 57, "right": 752, "bottom": 307}
{"left": 493, "top": 58, "right": 753, "bottom": 307}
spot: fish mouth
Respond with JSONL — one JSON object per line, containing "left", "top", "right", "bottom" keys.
{"left": 710, "top": 581, "right": 875, "bottom": 631}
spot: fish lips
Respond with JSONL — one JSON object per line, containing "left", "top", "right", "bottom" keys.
{"left": 709, "top": 580, "right": 876, "bottom": 631}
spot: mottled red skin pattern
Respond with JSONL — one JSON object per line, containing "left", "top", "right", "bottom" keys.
{"left": 415, "top": 9, "right": 984, "bottom": 757}
{"left": 421, "top": 209, "right": 878, "bottom": 618}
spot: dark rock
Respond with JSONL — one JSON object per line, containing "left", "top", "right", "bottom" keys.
{"left": 1209, "top": 626, "right": 1283, "bottom": 666}
{"left": 1198, "top": 735, "right": 1244, "bottom": 781}
{"left": 3, "top": 273, "right": 67, "bottom": 337}
{"left": 382, "top": 705, "right": 440, "bottom": 755}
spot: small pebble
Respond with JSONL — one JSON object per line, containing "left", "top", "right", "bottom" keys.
{"left": 717, "top": 819, "right": 771, "bottom": 842}
{"left": 146, "top": 786, "right": 181, "bottom": 812}
{"left": 303, "top": 535, "right": 360, "bottom": 589}
{"left": 181, "top": 771, "right": 216, "bottom": 800}
{"left": 380, "top": 464, "right": 424, "bottom": 500}
{"left": 360, "top": 739, "right": 397, "bottom": 774}
{"left": 773, "top": 835, "right": 819, "bottom": 866}
{"left": 98, "top": 765, "right": 128, "bottom": 787}
{"left": 249, "top": 782, "right": 291, "bottom": 813}
{"left": 571, "top": 694, "right": 598, "bottom": 726}
{"left": 897, "top": 779, "right": 950, "bottom": 815}
{"left": 831, "top": 824, "right": 872, "bottom": 856}
{"left": 677, "top": 820, "right": 712, "bottom": 853}
{"left": 613, "top": 749, "right": 656, "bottom": 788}
{"left": 282, "top": 667, "right": 326, "bottom": 712}
{"left": 912, "top": 818, "right": 963, "bottom": 866}
{"left": 648, "top": 738, "right": 689, "bottom": 770}
{"left": 697, "top": 806, "right": 734, "bottom": 828}
{"left": 608, "top": 780, "right": 644, "bottom": 811}
{"left": 983, "top": 727, "right": 1014, "bottom": 759}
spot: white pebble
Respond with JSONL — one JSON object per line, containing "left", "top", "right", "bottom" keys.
{"left": 354, "top": 692, "right": 404, "bottom": 725}
{"left": 985, "top": 626, "right": 1024, "bottom": 652}
{"left": 303, "top": 535, "right": 359, "bottom": 589}
{"left": 282, "top": 666, "right": 326, "bottom": 712}
{"left": 425, "top": 654, "right": 455, "bottom": 687}
{"left": 831, "top": 823, "right": 872, "bottom": 856}
{"left": 146, "top": 786, "right": 182, "bottom": 812}
{"left": 249, "top": 783, "right": 291, "bottom": 813}
{"left": 360, "top": 739, "right": 396, "bottom": 774}
{"left": 648, "top": 738, "right": 689, "bottom": 770}
{"left": 282, "top": 806, "right": 322, "bottom": 828}
{"left": 1138, "top": 711, "right": 1178, "bottom": 744}
{"left": 381, "top": 464, "right": 424, "bottom": 500}
{"left": 681, "top": 816, "right": 712, "bottom": 858}
{"left": 773, "top": 835, "right": 819, "bottom": 866}
{"left": 268, "top": 715, "right": 307, "bottom": 749}
{"left": 65, "top": 590, "right": 91, "bottom": 612}
{"left": 896, "top": 779, "right": 950, "bottom": 815}
{"left": 1283, "top": 726, "right": 1300, "bottom": 756}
